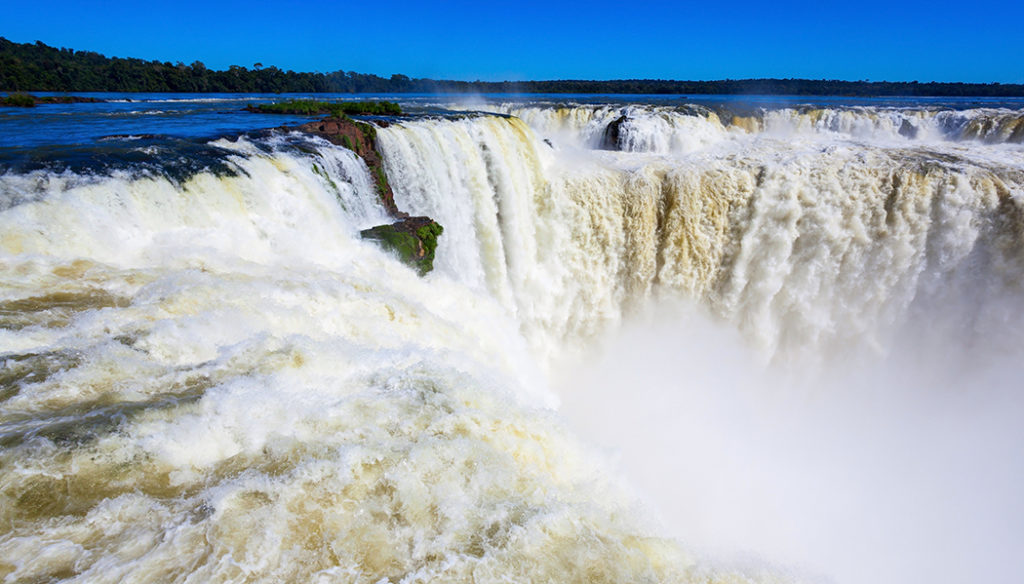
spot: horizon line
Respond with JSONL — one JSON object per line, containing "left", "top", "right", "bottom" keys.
{"left": 3, "top": 37, "right": 1021, "bottom": 88}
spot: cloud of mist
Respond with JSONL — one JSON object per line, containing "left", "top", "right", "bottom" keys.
{"left": 553, "top": 300, "right": 1024, "bottom": 584}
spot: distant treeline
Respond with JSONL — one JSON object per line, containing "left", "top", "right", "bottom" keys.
{"left": 3, "top": 37, "right": 1023, "bottom": 97}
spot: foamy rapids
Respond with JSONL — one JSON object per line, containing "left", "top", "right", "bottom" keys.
{"left": 2, "top": 101, "right": 1023, "bottom": 584}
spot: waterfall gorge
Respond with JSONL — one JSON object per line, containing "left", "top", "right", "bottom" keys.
{"left": 2, "top": 99, "right": 1022, "bottom": 584}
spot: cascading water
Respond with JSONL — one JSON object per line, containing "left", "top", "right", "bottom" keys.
{"left": 473, "top": 101, "right": 1024, "bottom": 147}
{"left": 379, "top": 104, "right": 1024, "bottom": 584}
{"left": 2, "top": 97, "right": 1023, "bottom": 584}
{"left": 379, "top": 108, "right": 1024, "bottom": 360}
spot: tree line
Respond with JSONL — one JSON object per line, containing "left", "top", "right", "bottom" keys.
{"left": 3, "top": 37, "right": 1023, "bottom": 97}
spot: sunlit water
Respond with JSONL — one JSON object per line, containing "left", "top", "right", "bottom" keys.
{"left": 2, "top": 93, "right": 1023, "bottom": 584}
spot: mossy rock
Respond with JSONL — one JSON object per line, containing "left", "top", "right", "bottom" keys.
{"left": 246, "top": 99, "right": 402, "bottom": 117}
{"left": 2, "top": 93, "right": 36, "bottom": 107}
{"left": 1, "top": 94, "right": 105, "bottom": 107}
{"left": 296, "top": 116, "right": 399, "bottom": 215}
{"left": 360, "top": 217, "right": 444, "bottom": 275}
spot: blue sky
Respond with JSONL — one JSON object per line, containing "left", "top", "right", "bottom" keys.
{"left": 4, "top": 0, "right": 1023, "bottom": 83}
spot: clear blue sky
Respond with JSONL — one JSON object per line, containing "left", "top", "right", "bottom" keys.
{"left": 4, "top": 0, "right": 1023, "bottom": 83}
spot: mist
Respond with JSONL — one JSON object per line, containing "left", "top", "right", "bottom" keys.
{"left": 553, "top": 301, "right": 1024, "bottom": 584}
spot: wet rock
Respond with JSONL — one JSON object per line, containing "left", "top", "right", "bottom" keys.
{"left": 898, "top": 119, "right": 918, "bottom": 139}
{"left": 360, "top": 217, "right": 444, "bottom": 275}
{"left": 602, "top": 115, "right": 627, "bottom": 150}
{"left": 296, "top": 116, "right": 403, "bottom": 216}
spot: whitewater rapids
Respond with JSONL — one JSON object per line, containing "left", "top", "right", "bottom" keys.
{"left": 1, "top": 100, "right": 1023, "bottom": 584}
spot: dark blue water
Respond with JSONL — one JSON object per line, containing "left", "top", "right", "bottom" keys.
{"left": 0, "top": 93, "right": 311, "bottom": 149}
{"left": 6, "top": 92, "right": 1024, "bottom": 149}
{"left": 0, "top": 93, "right": 391, "bottom": 175}
{"left": 3, "top": 92, "right": 1024, "bottom": 175}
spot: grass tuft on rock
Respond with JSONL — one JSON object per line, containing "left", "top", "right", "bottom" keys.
{"left": 247, "top": 100, "right": 402, "bottom": 117}
{"left": 2, "top": 93, "right": 36, "bottom": 107}
{"left": 361, "top": 218, "right": 444, "bottom": 275}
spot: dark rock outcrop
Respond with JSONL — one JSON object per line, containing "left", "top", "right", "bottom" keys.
{"left": 360, "top": 217, "right": 444, "bottom": 275}
{"left": 285, "top": 115, "right": 446, "bottom": 275}
{"left": 898, "top": 119, "right": 918, "bottom": 139}
{"left": 1, "top": 94, "right": 105, "bottom": 107}
{"left": 602, "top": 115, "right": 627, "bottom": 150}
{"left": 298, "top": 116, "right": 403, "bottom": 217}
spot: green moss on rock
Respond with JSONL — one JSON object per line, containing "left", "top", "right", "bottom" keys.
{"left": 1, "top": 94, "right": 105, "bottom": 107}
{"left": 360, "top": 217, "right": 444, "bottom": 275}
{"left": 295, "top": 116, "right": 400, "bottom": 214}
{"left": 246, "top": 99, "right": 402, "bottom": 117}
{"left": 415, "top": 222, "right": 444, "bottom": 259}
{"left": 2, "top": 93, "right": 36, "bottom": 107}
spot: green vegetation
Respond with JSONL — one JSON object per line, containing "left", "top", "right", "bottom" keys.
{"left": 4, "top": 37, "right": 1024, "bottom": 97}
{"left": 1, "top": 93, "right": 105, "bottom": 106}
{"left": 415, "top": 222, "right": 444, "bottom": 261}
{"left": 361, "top": 225, "right": 421, "bottom": 269}
{"left": 311, "top": 162, "right": 339, "bottom": 192}
{"left": 34, "top": 95, "right": 103, "bottom": 104}
{"left": 2, "top": 92, "right": 35, "bottom": 106}
{"left": 296, "top": 115, "right": 394, "bottom": 211}
{"left": 355, "top": 120, "right": 376, "bottom": 139}
{"left": 249, "top": 99, "right": 402, "bottom": 116}
{"left": 373, "top": 166, "right": 388, "bottom": 194}
{"left": 0, "top": 37, "right": 420, "bottom": 93}
{"left": 360, "top": 219, "right": 444, "bottom": 275}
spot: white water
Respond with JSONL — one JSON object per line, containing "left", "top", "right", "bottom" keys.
{"left": 2, "top": 102, "right": 1023, "bottom": 583}
{"left": 471, "top": 102, "right": 1024, "bottom": 149}
{"left": 379, "top": 109, "right": 1024, "bottom": 362}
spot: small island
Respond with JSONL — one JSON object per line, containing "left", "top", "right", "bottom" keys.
{"left": 1, "top": 93, "right": 105, "bottom": 107}
{"left": 245, "top": 99, "right": 402, "bottom": 117}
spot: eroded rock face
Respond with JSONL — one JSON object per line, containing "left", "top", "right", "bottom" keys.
{"left": 292, "top": 117, "right": 445, "bottom": 275}
{"left": 602, "top": 115, "right": 627, "bottom": 150}
{"left": 298, "top": 117, "right": 402, "bottom": 216}
{"left": 360, "top": 217, "right": 444, "bottom": 275}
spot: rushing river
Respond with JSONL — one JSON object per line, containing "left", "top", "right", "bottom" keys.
{"left": 2, "top": 93, "right": 1023, "bottom": 584}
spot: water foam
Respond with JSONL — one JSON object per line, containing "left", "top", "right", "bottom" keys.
{"left": 0, "top": 128, "right": 694, "bottom": 583}
{"left": 2, "top": 100, "right": 1023, "bottom": 584}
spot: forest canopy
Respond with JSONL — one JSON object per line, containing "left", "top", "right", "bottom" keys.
{"left": 3, "top": 37, "right": 1023, "bottom": 97}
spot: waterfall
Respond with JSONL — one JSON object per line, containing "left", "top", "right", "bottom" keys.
{"left": 2, "top": 99, "right": 1023, "bottom": 584}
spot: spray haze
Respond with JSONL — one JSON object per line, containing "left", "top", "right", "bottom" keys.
{"left": 555, "top": 299, "right": 1024, "bottom": 584}
{"left": 378, "top": 101, "right": 1024, "bottom": 583}
{"left": 2, "top": 96, "right": 1023, "bottom": 583}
